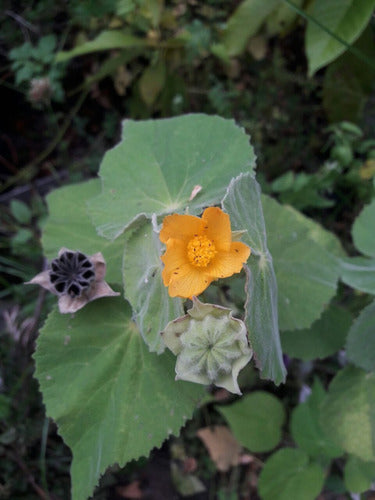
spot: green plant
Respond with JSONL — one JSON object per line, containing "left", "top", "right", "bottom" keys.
{"left": 270, "top": 121, "right": 375, "bottom": 211}
{"left": 27, "top": 114, "right": 365, "bottom": 499}
{"left": 9, "top": 34, "right": 65, "bottom": 103}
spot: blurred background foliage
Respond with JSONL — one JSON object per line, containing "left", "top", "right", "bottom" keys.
{"left": 1, "top": 0, "right": 375, "bottom": 498}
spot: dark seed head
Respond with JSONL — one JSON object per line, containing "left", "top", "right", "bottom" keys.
{"left": 49, "top": 251, "right": 95, "bottom": 298}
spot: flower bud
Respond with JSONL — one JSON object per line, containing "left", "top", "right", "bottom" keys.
{"left": 162, "top": 297, "right": 252, "bottom": 395}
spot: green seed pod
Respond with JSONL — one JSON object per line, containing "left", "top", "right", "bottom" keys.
{"left": 162, "top": 297, "right": 252, "bottom": 395}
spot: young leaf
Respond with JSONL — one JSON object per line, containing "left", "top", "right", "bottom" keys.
{"left": 123, "top": 217, "right": 183, "bottom": 353}
{"left": 222, "top": 173, "right": 286, "bottom": 384}
{"left": 41, "top": 179, "right": 124, "bottom": 285}
{"left": 320, "top": 365, "right": 375, "bottom": 462}
{"left": 258, "top": 448, "right": 325, "bottom": 500}
{"left": 281, "top": 305, "right": 352, "bottom": 361}
{"left": 305, "top": 0, "right": 375, "bottom": 75}
{"left": 34, "top": 299, "right": 205, "bottom": 500}
{"left": 88, "top": 115, "right": 255, "bottom": 240}
{"left": 217, "top": 391, "right": 285, "bottom": 453}
{"left": 346, "top": 299, "right": 375, "bottom": 371}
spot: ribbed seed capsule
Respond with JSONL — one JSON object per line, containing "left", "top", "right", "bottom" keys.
{"left": 162, "top": 297, "right": 253, "bottom": 395}
{"left": 49, "top": 251, "right": 95, "bottom": 297}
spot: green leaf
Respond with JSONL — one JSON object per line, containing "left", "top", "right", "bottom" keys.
{"left": 291, "top": 379, "right": 343, "bottom": 459}
{"left": 89, "top": 115, "right": 255, "bottom": 240}
{"left": 34, "top": 299, "right": 204, "bottom": 500}
{"left": 352, "top": 199, "right": 375, "bottom": 257}
{"left": 281, "top": 305, "right": 352, "bottom": 361}
{"left": 322, "top": 28, "right": 375, "bottom": 123}
{"left": 320, "top": 365, "right": 375, "bottom": 462}
{"left": 306, "top": 0, "right": 375, "bottom": 75}
{"left": 344, "top": 455, "right": 375, "bottom": 493}
{"left": 266, "top": 0, "right": 303, "bottom": 37}
{"left": 222, "top": 173, "right": 286, "bottom": 384}
{"left": 346, "top": 299, "right": 375, "bottom": 371}
{"left": 56, "top": 30, "right": 147, "bottom": 62}
{"left": 217, "top": 391, "right": 285, "bottom": 453}
{"left": 262, "top": 194, "right": 342, "bottom": 331}
{"left": 138, "top": 56, "right": 166, "bottom": 106}
{"left": 123, "top": 217, "right": 183, "bottom": 353}
{"left": 340, "top": 256, "right": 375, "bottom": 294}
{"left": 221, "top": 0, "right": 279, "bottom": 57}
{"left": 10, "top": 199, "right": 32, "bottom": 224}
{"left": 41, "top": 179, "right": 125, "bottom": 285}
{"left": 258, "top": 448, "right": 325, "bottom": 500}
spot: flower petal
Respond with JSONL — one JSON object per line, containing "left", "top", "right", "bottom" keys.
{"left": 205, "top": 242, "right": 251, "bottom": 279}
{"left": 159, "top": 213, "right": 203, "bottom": 244}
{"left": 202, "top": 207, "right": 231, "bottom": 251}
{"left": 167, "top": 264, "right": 213, "bottom": 298}
{"left": 161, "top": 239, "right": 190, "bottom": 285}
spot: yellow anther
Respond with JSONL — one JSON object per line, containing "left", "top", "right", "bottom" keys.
{"left": 187, "top": 235, "right": 217, "bottom": 268}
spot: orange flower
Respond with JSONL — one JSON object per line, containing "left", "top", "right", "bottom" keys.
{"left": 160, "top": 207, "right": 251, "bottom": 298}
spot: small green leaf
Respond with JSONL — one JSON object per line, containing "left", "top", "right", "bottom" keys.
{"left": 262, "top": 194, "right": 342, "bottom": 331}
{"left": 340, "top": 256, "right": 375, "bottom": 294}
{"left": 346, "top": 299, "right": 375, "bottom": 371}
{"left": 217, "top": 391, "right": 285, "bottom": 453}
{"left": 221, "top": 0, "right": 279, "bottom": 56}
{"left": 123, "top": 217, "right": 183, "bottom": 353}
{"left": 306, "top": 0, "right": 375, "bottom": 75}
{"left": 281, "top": 305, "right": 352, "bottom": 361}
{"left": 41, "top": 179, "right": 125, "bottom": 285}
{"left": 89, "top": 115, "right": 255, "bottom": 240}
{"left": 56, "top": 30, "right": 147, "bottom": 62}
{"left": 352, "top": 199, "right": 375, "bottom": 257}
{"left": 344, "top": 455, "right": 375, "bottom": 493}
{"left": 34, "top": 299, "right": 204, "bottom": 500}
{"left": 222, "top": 173, "right": 286, "bottom": 384}
{"left": 320, "top": 365, "right": 375, "bottom": 462}
{"left": 10, "top": 199, "right": 32, "bottom": 224}
{"left": 291, "top": 379, "right": 343, "bottom": 459}
{"left": 258, "top": 448, "right": 325, "bottom": 500}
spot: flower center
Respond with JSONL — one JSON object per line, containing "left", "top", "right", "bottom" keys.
{"left": 187, "top": 235, "right": 217, "bottom": 268}
{"left": 49, "top": 251, "right": 95, "bottom": 297}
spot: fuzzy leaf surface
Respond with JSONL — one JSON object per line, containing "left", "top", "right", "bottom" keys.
{"left": 123, "top": 218, "right": 183, "bottom": 353}
{"left": 262, "top": 194, "right": 341, "bottom": 331}
{"left": 222, "top": 173, "right": 286, "bottom": 384}
{"left": 320, "top": 365, "right": 375, "bottom": 462}
{"left": 88, "top": 114, "right": 255, "bottom": 240}
{"left": 291, "top": 379, "right": 343, "bottom": 459}
{"left": 34, "top": 299, "right": 204, "bottom": 500}
{"left": 281, "top": 305, "right": 352, "bottom": 360}
{"left": 41, "top": 179, "right": 124, "bottom": 285}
